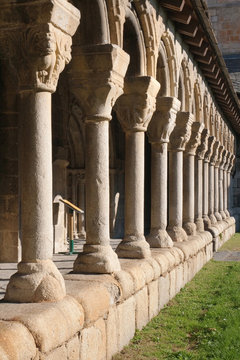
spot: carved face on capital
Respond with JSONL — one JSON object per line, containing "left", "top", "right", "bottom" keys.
{"left": 34, "top": 31, "right": 56, "bottom": 57}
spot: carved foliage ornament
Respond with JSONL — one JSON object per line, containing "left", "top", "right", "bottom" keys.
{"left": 196, "top": 128, "right": 209, "bottom": 160}
{"left": 1, "top": 23, "right": 72, "bottom": 92}
{"left": 169, "top": 112, "right": 194, "bottom": 151}
{"left": 210, "top": 141, "right": 220, "bottom": 166}
{"left": 185, "top": 122, "right": 204, "bottom": 155}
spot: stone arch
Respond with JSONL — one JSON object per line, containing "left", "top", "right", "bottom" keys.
{"left": 194, "top": 80, "right": 203, "bottom": 123}
{"left": 106, "top": 0, "right": 127, "bottom": 47}
{"left": 156, "top": 40, "right": 170, "bottom": 97}
{"left": 203, "top": 93, "right": 210, "bottom": 129}
{"left": 133, "top": 0, "right": 160, "bottom": 77}
{"left": 178, "top": 68, "right": 185, "bottom": 111}
{"left": 181, "top": 58, "right": 192, "bottom": 112}
{"left": 123, "top": 6, "right": 146, "bottom": 76}
{"left": 209, "top": 103, "right": 215, "bottom": 136}
{"left": 161, "top": 31, "right": 178, "bottom": 97}
{"left": 72, "top": 0, "right": 110, "bottom": 46}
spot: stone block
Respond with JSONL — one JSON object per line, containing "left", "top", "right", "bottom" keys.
{"left": 151, "top": 250, "right": 169, "bottom": 274}
{"left": 117, "top": 296, "right": 136, "bottom": 350}
{"left": 41, "top": 345, "right": 67, "bottom": 360}
{"left": 106, "top": 307, "right": 118, "bottom": 360}
{"left": 146, "top": 257, "right": 161, "bottom": 279}
{"left": 0, "top": 296, "right": 84, "bottom": 354}
{"left": 175, "top": 264, "right": 184, "bottom": 293}
{"left": 158, "top": 273, "right": 170, "bottom": 310}
{"left": 148, "top": 280, "right": 159, "bottom": 320}
{"left": 121, "top": 262, "right": 146, "bottom": 292}
{"left": 169, "top": 268, "right": 176, "bottom": 300}
{"left": 66, "top": 280, "right": 110, "bottom": 325}
{"left": 135, "top": 287, "right": 148, "bottom": 330}
{"left": 66, "top": 335, "right": 80, "bottom": 360}
{"left": 138, "top": 259, "right": 155, "bottom": 284}
{"left": 79, "top": 318, "right": 106, "bottom": 360}
{"left": 114, "top": 270, "right": 134, "bottom": 300}
{"left": 0, "top": 320, "right": 37, "bottom": 360}
{"left": 183, "top": 260, "right": 189, "bottom": 286}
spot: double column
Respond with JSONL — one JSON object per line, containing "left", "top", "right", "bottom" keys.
{"left": 203, "top": 136, "right": 215, "bottom": 229}
{"left": 214, "top": 145, "right": 224, "bottom": 221}
{"left": 219, "top": 150, "right": 227, "bottom": 220}
{"left": 70, "top": 44, "right": 130, "bottom": 273}
{"left": 147, "top": 97, "right": 180, "bottom": 247}
{"left": 208, "top": 140, "right": 219, "bottom": 225}
{"left": 115, "top": 76, "right": 160, "bottom": 258}
{"left": 167, "top": 112, "right": 193, "bottom": 242}
{"left": 1, "top": 0, "right": 80, "bottom": 302}
{"left": 195, "top": 129, "right": 209, "bottom": 232}
{"left": 183, "top": 122, "right": 204, "bottom": 235}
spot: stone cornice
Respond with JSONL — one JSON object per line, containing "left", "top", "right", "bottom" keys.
{"left": 169, "top": 112, "right": 194, "bottom": 151}
{"left": 70, "top": 44, "right": 130, "bottom": 121}
{"left": 147, "top": 96, "right": 181, "bottom": 144}
{"left": 115, "top": 76, "right": 160, "bottom": 132}
{"left": 185, "top": 121, "right": 204, "bottom": 155}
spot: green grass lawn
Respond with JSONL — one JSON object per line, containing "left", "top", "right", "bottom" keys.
{"left": 113, "top": 234, "right": 240, "bottom": 360}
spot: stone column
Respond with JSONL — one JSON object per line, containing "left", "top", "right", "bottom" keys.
{"left": 219, "top": 149, "right": 227, "bottom": 220}
{"left": 167, "top": 112, "right": 193, "bottom": 242}
{"left": 183, "top": 122, "right": 204, "bottom": 235}
{"left": 224, "top": 152, "right": 231, "bottom": 217}
{"left": 147, "top": 97, "right": 180, "bottom": 247}
{"left": 70, "top": 44, "right": 129, "bottom": 273}
{"left": 195, "top": 129, "right": 209, "bottom": 232}
{"left": 76, "top": 171, "right": 86, "bottom": 239}
{"left": 115, "top": 76, "right": 160, "bottom": 258}
{"left": 228, "top": 154, "right": 235, "bottom": 212}
{"left": 208, "top": 140, "right": 219, "bottom": 225}
{"left": 214, "top": 145, "right": 224, "bottom": 221}
{"left": 0, "top": 0, "right": 80, "bottom": 302}
{"left": 203, "top": 136, "right": 215, "bottom": 230}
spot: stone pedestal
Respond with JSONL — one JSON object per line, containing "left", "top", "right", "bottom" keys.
{"left": 147, "top": 96, "right": 180, "bottom": 247}
{"left": 167, "top": 112, "right": 193, "bottom": 242}
{"left": 195, "top": 129, "right": 209, "bottom": 232}
{"left": 2, "top": 0, "right": 80, "bottom": 302}
{"left": 183, "top": 122, "right": 204, "bottom": 235}
{"left": 115, "top": 76, "right": 160, "bottom": 258}
{"left": 70, "top": 44, "right": 130, "bottom": 273}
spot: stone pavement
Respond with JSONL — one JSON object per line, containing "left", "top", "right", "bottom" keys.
{"left": 213, "top": 251, "right": 240, "bottom": 261}
{"left": 0, "top": 238, "right": 121, "bottom": 300}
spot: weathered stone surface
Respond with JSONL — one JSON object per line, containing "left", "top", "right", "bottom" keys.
{"left": 0, "top": 320, "right": 37, "bottom": 360}
{"left": 135, "top": 287, "right": 149, "bottom": 330}
{"left": 66, "top": 335, "right": 80, "bottom": 360}
{"left": 158, "top": 273, "right": 170, "bottom": 310}
{"left": 0, "top": 296, "right": 83, "bottom": 353}
{"left": 79, "top": 318, "right": 106, "bottom": 360}
{"left": 113, "top": 270, "right": 135, "bottom": 300}
{"left": 117, "top": 297, "right": 136, "bottom": 349}
{"left": 66, "top": 280, "right": 110, "bottom": 325}
{"left": 148, "top": 280, "right": 159, "bottom": 320}
{"left": 106, "top": 307, "right": 118, "bottom": 360}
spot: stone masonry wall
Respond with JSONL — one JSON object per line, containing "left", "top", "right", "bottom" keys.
{"left": 0, "top": 223, "right": 235, "bottom": 360}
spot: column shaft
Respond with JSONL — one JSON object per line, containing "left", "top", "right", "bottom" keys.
{"left": 209, "top": 164, "right": 217, "bottom": 224}
{"left": 214, "top": 166, "right": 222, "bottom": 220}
{"left": 203, "top": 160, "right": 211, "bottom": 228}
{"left": 183, "top": 153, "right": 196, "bottom": 235}
{"left": 195, "top": 158, "right": 204, "bottom": 231}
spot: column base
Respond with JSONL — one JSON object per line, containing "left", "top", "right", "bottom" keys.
{"left": 73, "top": 244, "right": 121, "bottom": 274}
{"left": 209, "top": 213, "right": 218, "bottom": 225}
{"left": 195, "top": 218, "right": 205, "bottom": 232}
{"left": 214, "top": 212, "right": 222, "bottom": 221}
{"left": 116, "top": 235, "right": 151, "bottom": 259}
{"left": 224, "top": 210, "right": 230, "bottom": 217}
{"left": 146, "top": 229, "right": 173, "bottom": 248}
{"left": 183, "top": 222, "right": 197, "bottom": 236}
{"left": 203, "top": 215, "right": 212, "bottom": 230}
{"left": 4, "top": 259, "right": 66, "bottom": 303}
{"left": 167, "top": 226, "right": 188, "bottom": 242}
{"left": 220, "top": 211, "right": 227, "bottom": 220}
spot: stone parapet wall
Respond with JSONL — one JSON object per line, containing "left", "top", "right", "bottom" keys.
{"left": 0, "top": 221, "right": 235, "bottom": 360}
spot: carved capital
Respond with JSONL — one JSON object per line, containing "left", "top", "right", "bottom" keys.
{"left": 229, "top": 154, "right": 235, "bottom": 172}
{"left": 224, "top": 151, "right": 231, "bottom": 171}
{"left": 185, "top": 122, "right": 204, "bottom": 155}
{"left": 115, "top": 76, "right": 160, "bottom": 132}
{"left": 169, "top": 112, "right": 194, "bottom": 151}
{"left": 70, "top": 44, "right": 129, "bottom": 121}
{"left": 215, "top": 145, "right": 224, "bottom": 167}
{"left": 147, "top": 96, "right": 181, "bottom": 144}
{"left": 220, "top": 149, "right": 227, "bottom": 169}
{"left": 210, "top": 140, "right": 220, "bottom": 165}
{"left": 0, "top": 0, "right": 80, "bottom": 93}
{"left": 196, "top": 128, "right": 209, "bottom": 160}
{"left": 204, "top": 136, "right": 215, "bottom": 163}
